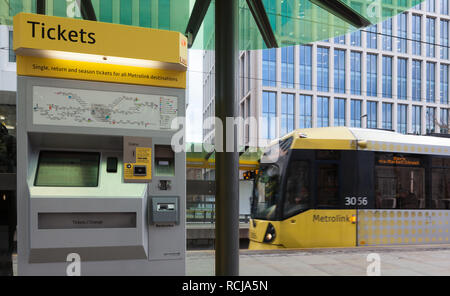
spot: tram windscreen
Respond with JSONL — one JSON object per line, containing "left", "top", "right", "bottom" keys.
{"left": 34, "top": 151, "right": 100, "bottom": 187}
{"left": 252, "top": 164, "right": 280, "bottom": 220}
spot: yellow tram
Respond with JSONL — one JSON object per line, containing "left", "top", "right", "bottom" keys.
{"left": 249, "top": 127, "right": 450, "bottom": 249}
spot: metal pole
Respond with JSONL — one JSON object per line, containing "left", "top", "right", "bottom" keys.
{"left": 215, "top": 0, "right": 239, "bottom": 276}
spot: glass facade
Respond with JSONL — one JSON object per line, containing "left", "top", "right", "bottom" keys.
{"left": 281, "top": 93, "right": 295, "bottom": 135}
{"left": 382, "top": 16, "right": 393, "bottom": 51}
{"left": 427, "top": 62, "right": 436, "bottom": 103}
{"left": 8, "top": 30, "right": 15, "bottom": 63}
{"left": 367, "top": 101, "right": 378, "bottom": 129}
{"left": 263, "top": 49, "right": 277, "bottom": 87}
{"left": 366, "top": 24, "right": 378, "bottom": 49}
{"left": 441, "top": 64, "right": 449, "bottom": 104}
{"left": 441, "top": 20, "right": 449, "bottom": 59}
{"left": 299, "top": 95, "right": 312, "bottom": 128}
{"left": 441, "top": 108, "right": 449, "bottom": 133}
{"left": 397, "top": 13, "right": 407, "bottom": 53}
{"left": 299, "top": 45, "right": 312, "bottom": 90}
{"left": 317, "top": 96, "right": 329, "bottom": 128}
{"left": 317, "top": 47, "right": 329, "bottom": 92}
{"left": 398, "top": 104, "right": 408, "bottom": 134}
{"left": 334, "top": 98, "right": 346, "bottom": 126}
{"left": 367, "top": 54, "right": 378, "bottom": 97}
{"left": 412, "top": 60, "right": 422, "bottom": 101}
{"left": 398, "top": 58, "right": 407, "bottom": 100}
{"left": 334, "top": 49, "right": 346, "bottom": 94}
{"left": 382, "top": 103, "right": 393, "bottom": 130}
{"left": 351, "top": 51, "right": 361, "bottom": 95}
{"left": 351, "top": 99, "right": 362, "bottom": 128}
{"left": 382, "top": 56, "right": 393, "bottom": 98}
{"left": 426, "top": 17, "right": 436, "bottom": 58}
{"left": 281, "top": 47, "right": 294, "bottom": 88}
{"left": 412, "top": 15, "right": 422, "bottom": 55}
{"left": 427, "top": 107, "right": 436, "bottom": 133}
{"left": 412, "top": 105, "right": 422, "bottom": 134}
{"left": 262, "top": 91, "right": 277, "bottom": 139}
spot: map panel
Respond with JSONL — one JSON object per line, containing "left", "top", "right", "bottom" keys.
{"left": 32, "top": 86, "right": 178, "bottom": 130}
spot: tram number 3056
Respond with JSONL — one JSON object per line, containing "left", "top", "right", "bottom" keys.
{"left": 344, "top": 196, "right": 368, "bottom": 206}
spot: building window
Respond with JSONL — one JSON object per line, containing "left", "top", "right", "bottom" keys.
{"left": 366, "top": 24, "right": 377, "bottom": 49}
{"left": 8, "top": 30, "right": 16, "bottom": 63}
{"left": 382, "top": 14, "right": 392, "bottom": 51}
{"left": 412, "top": 106, "right": 422, "bottom": 134}
{"left": 427, "top": 18, "right": 436, "bottom": 58}
{"left": 397, "top": 13, "right": 407, "bottom": 53}
{"left": 441, "top": 20, "right": 449, "bottom": 59}
{"left": 367, "top": 101, "right": 378, "bottom": 129}
{"left": 299, "top": 45, "right": 312, "bottom": 90}
{"left": 240, "top": 55, "right": 245, "bottom": 97}
{"left": 317, "top": 96, "right": 329, "bottom": 127}
{"left": 299, "top": 95, "right": 312, "bottom": 128}
{"left": 375, "top": 157, "right": 425, "bottom": 209}
{"left": 440, "top": 109, "right": 449, "bottom": 133}
{"left": 367, "top": 54, "right": 377, "bottom": 97}
{"left": 427, "top": 62, "right": 436, "bottom": 103}
{"left": 351, "top": 30, "right": 361, "bottom": 46}
{"left": 427, "top": 0, "right": 435, "bottom": 12}
{"left": 281, "top": 47, "right": 294, "bottom": 88}
{"left": 334, "top": 34, "right": 345, "bottom": 45}
{"left": 432, "top": 158, "right": 450, "bottom": 209}
{"left": 262, "top": 91, "right": 277, "bottom": 139}
{"left": 398, "top": 104, "right": 408, "bottom": 134}
{"left": 398, "top": 58, "right": 407, "bottom": 100}
{"left": 412, "top": 15, "right": 421, "bottom": 56}
{"left": 281, "top": 93, "right": 295, "bottom": 135}
{"left": 334, "top": 49, "right": 346, "bottom": 94}
{"left": 350, "top": 51, "right": 361, "bottom": 95}
{"left": 427, "top": 107, "right": 436, "bottom": 134}
{"left": 263, "top": 49, "right": 276, "bottom": 87}
{"left": 382, "top": 103, "right": 392, "bottom": 130}
{"left": 317, "top": 47, "right": 329, "bottom": 92}
{"left": 441, "top": 0, "right": 449, "bottom": 14}
{"left": 334, "top": 98, "right": 346, "bottom": 127}
{"left": 412, "top": 60, "right": 422, "bottom": 101}
{"left": 382, "top": 56, "right": 392, "bottom": 98}
{"left": 247, "top": 51, "right": 251, "bottom": 93}
{"left": 351, "top": 99, "right": 362, "bottom": 128}
{"left": 441, "top": 64, "right": 449, "bottom": 104}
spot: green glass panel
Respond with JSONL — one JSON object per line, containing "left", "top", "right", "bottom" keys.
{"left": 53, "top": 0, "right": 67, "bottom": 17}
{"left": 139, "top": 0, "right": 152, "bottom": 28}
{"left": 99, "top": 0, "right": 113, "bottom": 23}
{"left": 120, "top": 0, "right": 132, "bottom": 25}
{"left": 2, "top": 0, "right": 425, "bottom": 49}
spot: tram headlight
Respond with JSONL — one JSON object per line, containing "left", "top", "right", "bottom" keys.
{"left": 263, "top": 223, "right": 276, "bottom": 243}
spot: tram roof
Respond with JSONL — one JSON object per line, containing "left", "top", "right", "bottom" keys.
{"left": 185, "top": 142, "right": 263, "bottom": 170}
{"left": 282, "top": 127, "right": 450, "bottom": 157}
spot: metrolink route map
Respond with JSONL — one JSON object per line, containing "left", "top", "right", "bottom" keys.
{"left": 32, "top": 86, "right": 178, "bottom": 130}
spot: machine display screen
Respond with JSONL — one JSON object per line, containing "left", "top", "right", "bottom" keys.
{"left": 34, "top": 151, "right": 100, "bottom": 187}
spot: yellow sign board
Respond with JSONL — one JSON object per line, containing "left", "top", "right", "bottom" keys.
{"left": 13, "top": 13, "right": 187, "bottom": 88}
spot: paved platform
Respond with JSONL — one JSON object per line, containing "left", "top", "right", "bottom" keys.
{"left": 11, "top": 244, "right": 450, "bottom": 275}
{"left": 186, "top": 244, "right": 450, "bottom": 276}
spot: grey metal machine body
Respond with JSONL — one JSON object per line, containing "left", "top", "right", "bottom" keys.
{"left": 17, "top": 76, "right": 186, "bottom": 275}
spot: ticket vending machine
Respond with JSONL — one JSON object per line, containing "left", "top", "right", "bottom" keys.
{"left": 14, "top": 13, "right": 187, "bottom": 275}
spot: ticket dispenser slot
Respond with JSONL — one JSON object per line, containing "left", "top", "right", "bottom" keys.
{"left": 151, "top": 197, "right": 179, "bottom": 225}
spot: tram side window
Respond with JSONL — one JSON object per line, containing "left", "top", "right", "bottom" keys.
{"left": 375, "top": 165, "right": 425, "bottom": 209}
{"left": 432, "top": 158, "right": 450, "bottom": 209}
{"left": 284, "top": 161, "right": 310, "bottom": 218}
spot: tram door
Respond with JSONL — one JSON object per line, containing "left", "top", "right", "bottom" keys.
{"left": 315, "top": 162, "right": 340, "bottom": 209}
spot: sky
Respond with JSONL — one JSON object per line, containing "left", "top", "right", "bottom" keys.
{"left": 186, "top": 49, "right": 203, "bottom": 143}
